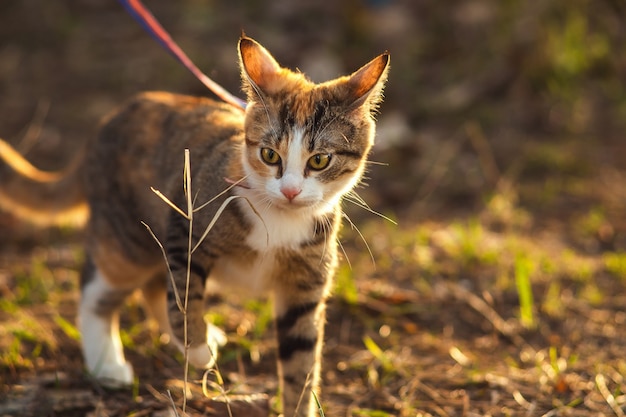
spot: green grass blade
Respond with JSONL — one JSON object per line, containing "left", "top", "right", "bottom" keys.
{"left": 515, "top": 254, "right": 535, "bottom": 329}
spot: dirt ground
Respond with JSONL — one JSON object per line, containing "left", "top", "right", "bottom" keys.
{"left": 1, "top": 1, "right": 626, "bottom": 416}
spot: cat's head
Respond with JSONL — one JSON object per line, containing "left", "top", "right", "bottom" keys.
{"left": 238, "top": 36, "right": 389, "bottom": 214}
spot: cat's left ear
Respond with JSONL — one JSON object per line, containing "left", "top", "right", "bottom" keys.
{"left": 339, "top": 53, "right": 390, "bottom": 110}
{"left": 239, "top": 36, "right": 282, "bottom": 98}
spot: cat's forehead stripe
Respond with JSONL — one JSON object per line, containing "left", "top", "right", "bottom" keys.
{"left": 272, "top": 93, "right": 345, "bottom": 149}
{"left": 276, "top": 91, "right": 331, "bottom": 124}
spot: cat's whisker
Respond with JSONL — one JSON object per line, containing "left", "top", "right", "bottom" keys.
{"left": 342, "top": 210, "right": 376, "bottom": 267}
{"left": 253, "top": 195, "right": 275, "bottom": 218}
{"left": 345, "top": 190, "right": 367, "bottom": 206}
{"left": 344, "top": 191, "right": 397, "bottom": 225}
{"left": 364, "top": 160, "right": 389, "bottom": 166}
{"left": 336, "top": 234, "right": 352, "bottom": 271}
{"left": 314, "top": 200, "right": 351, "bottom": 269}
{"left": 316, "top": 214, "right": 331, "bottom": 266}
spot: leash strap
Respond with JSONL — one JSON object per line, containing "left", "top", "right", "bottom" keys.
{"left": 119, "top": 0, "right": 247, "bottom": 110}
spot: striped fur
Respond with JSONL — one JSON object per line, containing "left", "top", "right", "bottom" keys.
{"left": 0, "top": 37, "right": 388, "bottom": 417}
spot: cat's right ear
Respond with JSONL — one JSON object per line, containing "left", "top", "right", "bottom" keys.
{"left": 239, "top": 36, "right": 282, "bottom": 99}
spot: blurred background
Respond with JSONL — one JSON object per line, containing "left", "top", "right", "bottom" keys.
{"left": 1, "top": 0, "right": 625, "bottom": 227}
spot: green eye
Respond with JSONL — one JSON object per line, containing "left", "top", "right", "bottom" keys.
{"left": 261, "top": 148, "right": 281, "bottom": 165}
{"left": 308, "top": 153, "right": 332, "bottom": 170}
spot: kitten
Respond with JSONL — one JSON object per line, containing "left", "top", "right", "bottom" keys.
{"left": 0, "top": 36, "right": 389, "bottom": 417}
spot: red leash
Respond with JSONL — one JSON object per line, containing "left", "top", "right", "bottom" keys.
{"left": 119, "top": 0, "right": 247, "bottom": 110}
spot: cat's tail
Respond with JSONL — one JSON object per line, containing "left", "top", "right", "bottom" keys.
{"left": 0, "top": 138, "right": 88, "bottom": 226}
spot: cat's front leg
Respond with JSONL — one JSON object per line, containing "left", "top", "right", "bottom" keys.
{"left": 273, "top": 247, "right": 335, "bottom": 417}
{"left": 275, "top": 290, "right": 328, "bottom": 417}
{"left": 165, "top": 213, "right": 225, "bottom": 369}
{"left": 166, "top": 271, "right": 227, "bottom": 369}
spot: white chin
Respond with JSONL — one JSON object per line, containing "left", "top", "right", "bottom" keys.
{"left": 275, "top": 200, "right": 311, "bottom": 210}
{"left": 272, "top": 196, "right": 326, "bottom": 211}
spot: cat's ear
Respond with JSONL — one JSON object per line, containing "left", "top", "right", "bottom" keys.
{"left": 337, "top": 53, "right": 390, "bottom": 110}
{"left": 239, "top": 36, "right": 282, "bottom": 98}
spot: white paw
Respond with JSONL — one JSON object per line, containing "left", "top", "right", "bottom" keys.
{"left": 187, "top": 344, "right": 218, "bottom": 369}
{"left": 207, "top": 323, "right": 227, "bottom": 348}
{"left": 90, "top": 361, "right": 134, "bottom": 388}
{"left": 174, "top": 324, "right": 227, "bottom": 369}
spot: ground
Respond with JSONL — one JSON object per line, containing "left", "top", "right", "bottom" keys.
{"left": 1, "top": 1, "right": 626, "bottom": 416}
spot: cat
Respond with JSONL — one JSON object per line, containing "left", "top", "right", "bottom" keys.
{"left": 0, "top": 36, "right": 389, "bottom": 417}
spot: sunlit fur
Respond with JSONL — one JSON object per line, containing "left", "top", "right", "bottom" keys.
{"left": 0, "top": 36, "right": 389, "bottom": 417}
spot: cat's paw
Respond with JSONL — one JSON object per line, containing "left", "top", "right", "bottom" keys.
{"left": 187, "top": 344, "right": 218, "bottom": 369}
{"left": 90, "top": 362, "right": 134, "bottom": 388}
{"left": 207, "top": 323, "right": 227, "bottom": 349}
{"left": 177, "top": 324, "right": 227, "bottom": 369}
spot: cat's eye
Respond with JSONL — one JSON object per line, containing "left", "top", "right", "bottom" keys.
{"left": 260, "top": 148, "right": 281, "bottom": 165}
{"left": 307, "top": 153, "right": 332, "bottom": 170}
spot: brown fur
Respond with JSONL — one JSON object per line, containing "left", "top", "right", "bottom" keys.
{"left": 0, "top": 37, "right": 388, "bottom": 417}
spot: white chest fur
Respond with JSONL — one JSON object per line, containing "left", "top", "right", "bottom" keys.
{"left": 208, "top": 194, "right": 321, "bottom": 293}
{"left": 235, "top": 189, "right": 326, "bottom": 251}
{"left": 246, "top": 207, "right": 315, "bottom": 251}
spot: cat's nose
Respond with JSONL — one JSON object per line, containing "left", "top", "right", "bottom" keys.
{"left": 280, "top": 186, "right": 302, "bottom": 201}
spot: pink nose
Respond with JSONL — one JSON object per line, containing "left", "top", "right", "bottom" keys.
{"left": 281, "top": 187, "right": 302, "bottom": 201}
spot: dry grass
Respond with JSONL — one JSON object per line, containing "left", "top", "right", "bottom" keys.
{"left": 1, "top": 166, "right": 625, "bottom": 416}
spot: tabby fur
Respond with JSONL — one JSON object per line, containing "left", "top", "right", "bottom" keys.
{"left": 0, "top": 37, "right": 389, "bottom": 417}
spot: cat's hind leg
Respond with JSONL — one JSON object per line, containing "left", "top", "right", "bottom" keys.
{"left": 79, "top": 256, "right": 134, "bottom": 387}
{"left": 141, "top": 272, "right": 170, "bottom": 335}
